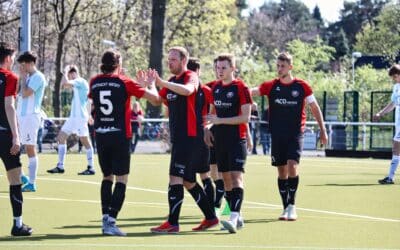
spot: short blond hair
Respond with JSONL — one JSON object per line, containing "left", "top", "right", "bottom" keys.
{"left": 277, "top": 52, "right": 293, "bottom": 65}
{"left": 168, "top": 46, "right": 189, "bottom": 60}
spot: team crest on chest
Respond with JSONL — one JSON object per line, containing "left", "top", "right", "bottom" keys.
{"left": 226, "top": 91, "right": 234, "bottom": 98}
{"left": 291, "top": 90, "right": 299, "bottom": 98}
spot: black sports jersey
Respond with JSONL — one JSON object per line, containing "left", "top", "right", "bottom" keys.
{"left": 0, "top": 68, "right": 18, "bottom": 132}
{"left": 89, "top": 74, "right": 145, "bottom": 139}
{"left": 159, "top": 70, "right": 199, "bottom": 143}
{"left": 259, "top": 78, "right": 313, "bottom": 134}
{"left": 211, "top": 79, "right": 252, "bottom": 141}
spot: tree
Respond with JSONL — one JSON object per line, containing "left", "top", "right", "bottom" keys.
{"left": 312, "top": 5, "right": 323, "bottom": 28}
{"left": 148, "top": 0, "right": 166, "bottom": 118}
{"left": 355, "top": 3, "right": 400, "bottom": 60}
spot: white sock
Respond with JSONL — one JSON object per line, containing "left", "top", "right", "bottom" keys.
{"left": 28, "top": 156, "right": 38, "bottom": 184}
{"left": 14, "top": 216, "right": 22, "bottom": 228}
{"left": 388, "top": 155, "right": 399, "bottom": 180}
{"left": 57, "top": 144, "right": 66, "bottom": 169}
{"left": 229, "top": 212, "right": 240, "bottom": 225}
{"left": 86, "top": 147, "right": 94, "bottom": 169}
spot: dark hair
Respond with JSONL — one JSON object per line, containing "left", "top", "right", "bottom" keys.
{"left": 277, "top": 52, "right": 293, "bottom": 65}
{"left": 17, "top": 51, "right": 37, "bottom": 64}
{"left": 0, "top": 42, "right": 15, "bottom": 64}
{"left": 100, "top": 49, "right": 121, "bottom": 74}
{"left": 68, "top": 64, "right": 78, "bottom": 74}
{"left": 388, "top": 64, "right": 400, "bottom": 76}
{"left": 216, "top": 53, "right": 236, "bottom": 67}
{"left": 187, "top": 57, "right": 200, "bottom": 72}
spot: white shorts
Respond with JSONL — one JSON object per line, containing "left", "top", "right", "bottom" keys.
{"left": 61, "top": 117, "right": 89, "bottom": 137}
{"left": 394, "top": 126, "right": 400, "bottom": 142}
{"left": 18, "top": 114, "right": 41, "bottom": 145}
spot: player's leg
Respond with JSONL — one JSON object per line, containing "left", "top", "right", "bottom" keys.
{"left": 47, "top": 129, "right": 69, "bottom": 174}
{"left": 379, "top": 138, "right": 400, "bottom": 184}
{"left": 78, "top": 136, "right": 95, "bottom": 175}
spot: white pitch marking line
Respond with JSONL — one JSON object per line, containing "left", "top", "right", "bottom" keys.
{"left": 1, "top": 176, "right": 399, "bottom": 223}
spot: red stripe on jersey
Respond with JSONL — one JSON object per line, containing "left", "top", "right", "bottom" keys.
{"left": 2, "top": 68, "right": 18, "bottom": 97}
{"left": 236, "top": 79, "right": 253, "bottom": 139}
{"left": 184, "top": 71, "right": 198, "bottom": 137}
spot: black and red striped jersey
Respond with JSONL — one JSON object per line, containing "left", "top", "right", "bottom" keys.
{"left": 159, "top": 70, "right": 199, "bottom": 143}
{"left": 89, "top": 74, "right": 145, "bottom": 139}
{"left": 259, "top": 78, "right": 313, "bottom": 134}
{"left": 211, "top": 78, "right": 252, "bottom": 140}
{"left": 0, "top": 67, "right": 18, "bottom": 132}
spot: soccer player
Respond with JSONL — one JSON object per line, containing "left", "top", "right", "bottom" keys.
{"left": 0, "top": 42, "right": 33, "bottom": 236}
{"left": 47, "top": 65, "right": 95, "bottom": 175}
{"left": 16, "top": 51, "right": 48, "bottom": 192}
{"left": 149, "top": 47, "right": 219, "bottom": 234}
{"left": 204, "top": 53, "right": 252, "bottom": 233}
{"left": 130, "top": 101, "right": 143, "bottom": 153}
{"left": 373, "top": 64, "right": 400, "bottom": 184}
{"left": 89, "top": 49, "right": 160, "bottom": 236}
{"left": 251, "top": 52, "right": 328, "bottom": 221}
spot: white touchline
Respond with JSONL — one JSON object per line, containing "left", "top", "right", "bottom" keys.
{"left": 0, "top": 176, "right": 398, "bottom": 223}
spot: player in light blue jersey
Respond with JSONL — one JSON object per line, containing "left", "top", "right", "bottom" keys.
{"left": 374, "top": 64, "right": 400, "bottom": 184}
{"left": 47, "top": 65, "right": 95, "bottom": 175}
{"left": 16, "top": 51, "right": 48, "bottom": 192}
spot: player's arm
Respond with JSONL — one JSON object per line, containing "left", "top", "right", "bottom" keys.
{"left": 20, "top": 78, "right": 34, "bottom": 97}
{"left": 246, "top": 123, "right": 253, "bottom": 151}
{"left": 373, "top": 102, "right": 395, "bottom": 121}
{"left": 203, "top": 104, "right": 215, "bottom": 147}
{"left": 250, "top": 86, "right": 261, "bottom": 96}
{"left": 207, "top": 103, "right": 251, "bottom": 125}
{"left": 308, "top": 98, "right": 328, "bottom": 145}
{"left": 143, "top": 86, "right": 163, "bottom": 106}
{"left": 5, "top": 96, "right": 20, "bottom": 155}
{"left": 155, "top": 73, "right": 197, "bottom": 96}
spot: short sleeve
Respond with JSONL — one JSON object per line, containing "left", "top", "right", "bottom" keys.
{"left": 184, "top": 71, "right": 199, "bottom": 89}
{"left": 258, "top": 80, "right": 275, "bottom": 96}
{"left": 202, "top": 85, "right": 213, "bottom": 105}
{"left": 28, "top": 74, "right": 45, "bottom": 92}
{"left": 124, "top": 77, "right": 145, "bottom": 99}
{"left": 5, "top": 72, "right": 18, "bottom": 97}
{"left": 159, "top": 87, "right": 168, "bottom": 99}
{"left": 299, "top": 79, "right": 313, "bottom": 97}
{"left": 238, "top": 82, "right": 253, "bottom": 106}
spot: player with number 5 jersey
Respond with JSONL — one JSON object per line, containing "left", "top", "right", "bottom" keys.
{"left": 89, "top": 49, "right": 160, "bottom": 236}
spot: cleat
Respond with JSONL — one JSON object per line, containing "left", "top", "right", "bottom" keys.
{"left": 21, "top": 183, "right": 36, "bottom": 192}
{"left": 221, "top": 203, "right": 231, "bottom": 216}
{"left": 101, "top": 215, "right": 109, "bottom": 234}
{"left": 21, "top": 175, "right": 29, "bottom": 186}
{"left": 103, "top": 221, "right": 126, "bottom": 236}
{"left": 150, "top": 221, "right": 179, "bottom": 234}
{"left": 279, "top": 207, "right": 289, "bottom": 221}
{"left": 220, "top": 220, "right": 237, "bottom": 233}
{"left": 192, "top": 217, "right": 219, "bottom": 231}
{"left": 47, "top": 166, "right": 65, "bottom": 174}
{"left": 287, "top": 204, "right": 297, "bottom": 221}
{"left": 78, "top": 166, "right": 95, "bottom": 175}
{"left": 378, "top": 177, "right": 394, "bottom": 185}
{"left": 237, "top": 216, "right": 244, "bottom": 229}
{"left": 11, "top": 224, "right": 33, "bottom": 236}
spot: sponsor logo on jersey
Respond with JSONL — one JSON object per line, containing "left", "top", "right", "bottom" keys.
{"left": 291, "top": 90, "right": 299, "bottom": 97}
{"left": 166, "top": 93, "right": 178, "bottom": 101}
{"left": 274, "top": 98, "right": 298, "bottom": 105}
{"left": 214, "top": 100, "right": 233, "bottom": 108}
{"left": 276, "top": 86, "right": 280, "bottom": 91}
{"left": 226, "top": 92, "right": 234, "bottom": 98}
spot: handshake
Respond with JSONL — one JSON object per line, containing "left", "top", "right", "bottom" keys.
{"left": 135, "top": 69, "right": 161, "bottom": 89}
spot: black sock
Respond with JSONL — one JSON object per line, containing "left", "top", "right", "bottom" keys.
{"left": 225, "top": 190, "right": 232, "bottom": 208}
{"left": 168, "top": 184, "right": 184, "bottom": 225}
{"left": 214, "top": 179, "right": 224, "bottom": 208}
{"left": 9, "top": 185, "right": 23, "bottom": 217}
{"left": 202, "top": 178, "right": 215, "bottom": 211}
{"left": 288, "top": 176, "right": 299, "bottom": 205}
{"left": 101, "top": 180, "right": 113, "bottom": 215}
{"left": 278, "top": 178, "right": 289, "bottom": 208}
{"left": 188, "top": 183, "right": 216, "bottom": 220}
{"left": 230, "top": 187, "right": 244, "bottom": 212}
{"left": 109, "top": 182, "right": 126, "bottom": 219}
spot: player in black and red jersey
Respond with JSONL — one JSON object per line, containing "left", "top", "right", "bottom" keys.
{"left": 0, "top": 42, "right": 33, "bottom": 236}
{"left": 149, "top": 47, "right": 218, "bottom": 234}
{"left": 251, "top": 52, "right": 328, "bottom": 221}
{"left": 205, "top": 53, "right": 253, "bottom": 233}
{"left": 89, "top": 49, "right": 160, "bottom": 236}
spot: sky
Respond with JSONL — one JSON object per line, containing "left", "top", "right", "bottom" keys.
{"left": 247, "top": 0, "right": 356, "bottom": 23}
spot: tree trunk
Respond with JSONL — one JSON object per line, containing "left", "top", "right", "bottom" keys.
{"left": 53, "top": 32, "right": 65, "bottom": 117}
{"left": 147, "top": 0, "right": 166, "bottom": 118}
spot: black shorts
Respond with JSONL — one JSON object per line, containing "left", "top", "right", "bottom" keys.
{"left": 169, "top": 139, "right": 198, "bottom": 182}
{"left": 194, "top": 141, "right": 210, "bottom": 174}
{"left": 209, "top": 146, "right": 217, "bottom": 165}
{"left": 0, "top": 132, "right": 22, "bottom": 171}
{"left": 271, "top": 132, "right": 304, "bottom": 166}
{"left": 215, "top": 139, "right": 247, "bottom": 173}
{"left": 96, "top": 133, "right": 131, "bottom": 176}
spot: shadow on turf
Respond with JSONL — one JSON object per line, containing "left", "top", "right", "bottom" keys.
{"left": 308, "top": 183, "right": 382, "bottom": 187}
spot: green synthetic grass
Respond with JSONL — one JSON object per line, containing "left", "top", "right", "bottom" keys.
{"left": 0, "top": 153, "right": 399, "bottom": 250}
